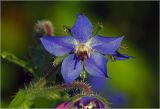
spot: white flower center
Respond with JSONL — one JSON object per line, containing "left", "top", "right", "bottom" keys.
{"left": 74, "top": 43, "right": 92, "bottom": 61}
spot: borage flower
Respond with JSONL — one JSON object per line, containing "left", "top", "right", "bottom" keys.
{"left": 56, "top": 96, "right": 108, "bottom": 109}
{"left": 41, "top": 13, "right": 124, "bottom": 83}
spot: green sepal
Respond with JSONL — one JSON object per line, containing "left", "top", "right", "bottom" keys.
{"left": 52, "top": 54, "right": 67, "bottom": 67}
{"left": 106, "top": 54, "right": 116, "bottom": 62}
{"left": 91, "top": 22, "right": 103, "bottom": 37}
{"left": 80, "top": 70, "right": 87, "bottom": 81}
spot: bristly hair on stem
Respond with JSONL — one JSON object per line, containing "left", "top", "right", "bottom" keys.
{"left": 52, "top": 81, "right": 92, "bottom": 95}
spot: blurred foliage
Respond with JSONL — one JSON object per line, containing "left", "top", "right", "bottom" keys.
{"left": 1, "top": 1, "right": 159, "bottom": 108}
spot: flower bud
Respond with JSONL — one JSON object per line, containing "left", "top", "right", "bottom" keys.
{"left": 56, "top": 102, "right": 70, "bottom": 109}
{"left": 56, "top": 95, "right": 109, "bottom": 109}
{"left": 33, "top": 20, "right": 54, "bottom": 38}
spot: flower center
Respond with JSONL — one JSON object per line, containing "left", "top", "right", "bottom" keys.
{"left": 75, "top": 43, "right": 92, "bottom": 61}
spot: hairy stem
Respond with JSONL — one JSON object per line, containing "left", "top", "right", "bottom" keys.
{"left": 53, "top": 81, "right": 92, "bottom": 95}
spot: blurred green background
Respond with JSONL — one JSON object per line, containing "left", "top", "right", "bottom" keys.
{"left": 1, "top": 1, "right": 159, "bottom": 108}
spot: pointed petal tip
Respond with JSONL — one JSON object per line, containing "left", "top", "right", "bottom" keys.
{"left": 40, "top": 37, "right": 43, "bottom": 41}
{"left": 40, "top": 36, "right": 50, "bottom": 42}
{"left": 119, "top": 35, "right": 125, "bottom": 40}
{"left": 40, "top": 36, "right": 46, "bottom": 45}
{"left": 121, "top": 35, "right": 125, "bottom": 38}
{"left": 71, "top": 13, "right": 93, "bottom": 42}
{"left": 76, "top": 12, "right": 85, "bottom": 17}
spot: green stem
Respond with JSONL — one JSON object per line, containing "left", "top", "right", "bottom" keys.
{"left": 1, "top": 51, "right": 34, "bottom": 73}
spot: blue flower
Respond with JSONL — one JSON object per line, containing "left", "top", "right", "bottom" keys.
{"left": 40, "top": 14, "right": 124, "bottom": 83}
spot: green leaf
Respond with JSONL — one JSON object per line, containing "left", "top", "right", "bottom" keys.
{"left": 0, "top": 51, "right": 34, "bottom": 73}
{"left": 8, "top": 79, "right": 69, "bottom": 108}
{"left": 33, "top": 97, "right": 54, "bottom": 108}
{"left": 8, "top": 90, "right": 33, "bottom": 108}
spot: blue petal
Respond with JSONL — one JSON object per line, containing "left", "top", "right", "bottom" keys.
{"left": 91, "top": 35, "right": 124, "bottom": 54}
{"left": 84, "top": 52, "right": 108, "bottom": 77}
{"left": 71, "top": 14, "right": 93, "bottom": 43}
{"left": 112, "top": 51, "right": 134, "bottom": 60}
{"left": 61, "top": 54, "right": 83, "bottom": 83}
{"left": 40, "top": 36, "right": 75, "bottom": 56}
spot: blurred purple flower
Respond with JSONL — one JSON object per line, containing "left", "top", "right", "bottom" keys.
{"left": 89, "top": 76, "right": 128, "bottom": 108}
{"left": 41, "top": 13, "right": 124, "bottom": 83}
{"left": 56, "top": 96, "right": 107, "bottom": 109}
{"left": 109, "top": 93, "right": 127, "bottom": 108}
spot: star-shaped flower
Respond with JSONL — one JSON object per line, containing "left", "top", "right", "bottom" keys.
{"left": 41, "top": 13, "right": 125, "bottom": 83}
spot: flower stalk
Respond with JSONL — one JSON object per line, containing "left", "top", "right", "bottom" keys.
{"left": 53, "top": 81, "right": 92, "bottom": 95}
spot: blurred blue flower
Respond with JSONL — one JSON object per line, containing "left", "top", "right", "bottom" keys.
{"left": 41, "top": 13, "right": 124, "bottom": 83}
{"left": 109, "top": 93, "right": 127, "bottom": 108}
{"left": 89, "top": 76, "right": 128, "bottom": 108}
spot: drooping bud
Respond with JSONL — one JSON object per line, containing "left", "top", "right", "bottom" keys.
{"left": 33, "top": 20, "right": 54, "bottom": 38}
{"left": 73, "top": 96, "right": 106, "bottom": 108}
{"left": 56, "top": 95, "right": 109, "bottom": 109}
